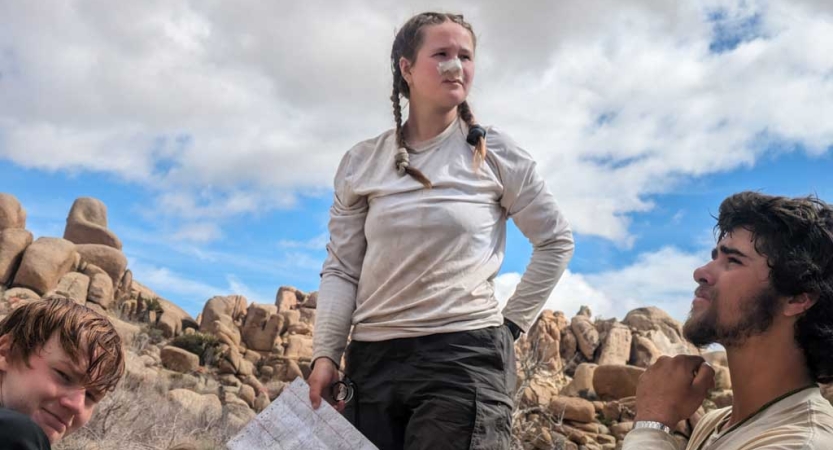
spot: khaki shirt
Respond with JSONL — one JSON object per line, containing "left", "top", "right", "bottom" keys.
{"left": 623, "top": 387, "right": 833, "bottom": 449}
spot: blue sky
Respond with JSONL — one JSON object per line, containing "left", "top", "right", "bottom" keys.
{"left": 2, "top": 0, "right": 832, "bottom": 321}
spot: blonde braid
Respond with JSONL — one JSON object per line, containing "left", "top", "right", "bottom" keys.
{"left": 458, "top": 101, "right": 487, "bottom": 170}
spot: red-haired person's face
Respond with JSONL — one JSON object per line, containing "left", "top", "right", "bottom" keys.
{"left": 0, "top": 334, "right": 103, "bottom": 443}
{"left": 400, "top": 21, "right": 475, "bottom": 112}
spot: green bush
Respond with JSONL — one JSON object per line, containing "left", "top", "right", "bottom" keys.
{"left": 170, "top": 332, "right": 220, "bottom": 366}
{"left": 145, "top": 296, "right": 163, "bottom": 313}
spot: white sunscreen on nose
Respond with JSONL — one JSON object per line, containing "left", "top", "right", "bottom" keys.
{"left": 437, "top": 58, "right": 463, "bottom": 77}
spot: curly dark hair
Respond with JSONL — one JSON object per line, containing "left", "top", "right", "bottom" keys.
{"left": 717, "top": 191, "right": 833, "bottom": 383}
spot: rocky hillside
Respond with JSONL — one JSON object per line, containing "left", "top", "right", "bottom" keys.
{"left": 2, "top": 193, "right": 831, "bottom": 450}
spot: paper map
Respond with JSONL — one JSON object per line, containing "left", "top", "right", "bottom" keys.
{"left": 226, "top": 378, "right": 378, "bottom": 450}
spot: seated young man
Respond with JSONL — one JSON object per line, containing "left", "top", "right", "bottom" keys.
{"left": 0, "top": 297, "right": 126, "bottom": 449}
{"left": 624, "top": 192, "right": 833, "bottom": 449}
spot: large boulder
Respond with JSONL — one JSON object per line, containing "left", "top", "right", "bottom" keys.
{"left": 571, "top": 316, "right": 599, "bottom": 360}
{"left": 237, "top": 359, "right": 255, "bottom": 377}
{"left": 124, "top": 352, "right": 158, "bottom": 386}
{"left": 2, "top": 287, "right": 40, "bottom": 304}
{"left": 0, "top": 194, "right": 26, "bottom": 230}
{"left": 161, "top": 346, "right": 200, "bottom": 373}
{"left": 12, "top": 237, "right": 78, "bottom": 295}
{"left": 284, "top": 334, "right": 314, "bottom": 360}
{"left": 82, "top": 264, "right": 114, "bottom": 309}
{"left": 275, "top": 286, "right": 305, "bottom": 312}
{"left": 224, "top": 392, "right": 257, "bottom": 430}
{"left": 116, "top": 268, "right": 133, "bottom": 300}
{"left": 610, "top": 422, "right": 634, "bottom": 441}
{"left": 529, "top": 310, "right": 564, "bottom": 370}
{"left": 206, "top": 317, "right": 242, "bottom": 348}
{"left": 298, "top": 307, "right": 316, "bottom": 326}
{"left": 560, "top": 327, "right": 578, "bottom": 362}
{"left": 521, "top": 377, "right": 560, "bottom": 407}
{"left": 218, "top": 346, "right": 242, "bottom": 375}
{"left": 75, "top": 244, "right": 127, "bottom": 289}
{"left": 630, "top": 335, "right": 663, "bottom": 368}
{"left": 157, "top": 312, "right": 182, "bottom": 338}
{"left": 254, "top": 392, "right": 270, "bottom": 413}
{"left": 0, "top": 287, "right": 39, "bottom": 317}
{"left": 238, "top": 384, "right": 256, "bottom": 408}
{"left": 242, "top": 304, "right": 283, "bottom": 352}
{"left": 623, "top": 307, "right": 699, "bottom": 357}
{"left": 285, "top": 359, "right": 305, "bottom": 382}
{"left": 49, "top": 272, "right": 90, "bottom": 304}
{"left": 560, "top": 363, "right": 597, "bottom": 397}
{"left": 63, "top": 197, "right": 122, "bottom": 250}
{"left": 593, "top": 365, "right": 645, "bottom": 400}
{"left": 199, "top": 295, "right": 247, "bottom": 332}
{"left": 156, "top": 297, "right": 198, "bottom": 337}
{"left": 167, "top": 389, "right": 222, "bottom": 422}
{"left": 281, "top": 309, "right": 302, "bottom": 334}
{"left": 109, "top": 317, "right": 141, "bottom": 347}
{"left": 302, "top": 291, "right": 318, "bottom": 309}
{"left": 0, "top": 229, "right": 33, "bottom": 285}
{"left": 548, "top": 396, "right": 596, "bottom": 423}
{"left": 597, "top": 323, "right": 632, "bottom": 366}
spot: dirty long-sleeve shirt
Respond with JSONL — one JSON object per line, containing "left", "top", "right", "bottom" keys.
{"left": 313, "top": 118, "right": 574, "bottom": 365}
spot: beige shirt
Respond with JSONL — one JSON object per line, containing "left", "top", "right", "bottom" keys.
{"left": 313, "top": 119, "right": 574, "bottom": 364}
{"left": 623, "top": 387, "right": 833, "bottom": 449}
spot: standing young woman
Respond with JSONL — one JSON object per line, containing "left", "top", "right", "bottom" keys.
{"left": 308, "top": 12, "right": 574, "bottom": 450}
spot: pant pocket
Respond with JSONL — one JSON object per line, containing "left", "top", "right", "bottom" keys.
{"left": 469, "top": 388, "right": 512, "bottom": 450}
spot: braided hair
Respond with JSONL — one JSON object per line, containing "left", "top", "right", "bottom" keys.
{"left": 390, "top": 12, "right": 488, "bottom": 188}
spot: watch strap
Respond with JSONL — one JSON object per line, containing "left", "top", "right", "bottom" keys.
{"left": 633, "top": 420, "right": 673, "bottom": 435}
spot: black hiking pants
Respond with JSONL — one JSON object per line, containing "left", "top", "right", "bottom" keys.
{"left": 343, "top": 325, "right": 516, "bottom": 450}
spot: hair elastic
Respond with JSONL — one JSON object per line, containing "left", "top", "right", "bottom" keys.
{"left": 467, "top": 125, "right": 486, "bottom": 146}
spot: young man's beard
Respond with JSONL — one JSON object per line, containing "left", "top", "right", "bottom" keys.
{"left": 683, "top": 284, "right": 782, "bottom": 348}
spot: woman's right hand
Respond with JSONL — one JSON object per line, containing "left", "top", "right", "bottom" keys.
{"left": 308, "top": 357, "right": 345, "bottom": 412}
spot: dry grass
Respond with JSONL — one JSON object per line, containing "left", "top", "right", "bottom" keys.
{"left": 510, "top": 338, "right": 573, "bottom": 450}
{"left": 55, "top": 356, "right": 242, "bottom": 450}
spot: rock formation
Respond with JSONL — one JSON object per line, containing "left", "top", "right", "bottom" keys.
{"left": 5, "top": 192, "right": 830, "bottom": 450}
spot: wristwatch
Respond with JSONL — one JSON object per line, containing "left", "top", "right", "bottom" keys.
{"left": 633, "top": 421, "right": 672, "bottom": 435}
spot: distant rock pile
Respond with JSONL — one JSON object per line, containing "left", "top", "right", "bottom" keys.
{"left": 124, "top": 287, "right": 319, "bottom": 429}
{"left": 3, "top": 192, "right": 831, "bottom": 450}
{"left": 0, "top": 193, "right": 315, "bottom": 428}
{"left": 513, "top": 306, "right": 730, "bottom": 449}
{"left": 1, "top": 194, "right": 132, "bottom": 312}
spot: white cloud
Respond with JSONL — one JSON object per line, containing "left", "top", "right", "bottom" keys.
{"left": 496, "top": 270, "right": 615, "bottom": 321}
{"left": 496, "top": 246, "right": 709, "bottom": 323}
{"left": 278, "top": 233, "right": 329, "bottom": 250}
{"left": 584, "top": 247, "right": 708, "bottom": 321}
{"left": 226, "top": 275, "right": 272, "bottom": 306}
{"left": 173, "top": 222, "right": 223, "bottom": 243}
{"left": 129, "top": 259, "right": 279, "bottom": 315}
{"left": 129, "top": 260, "right": 223, "bottom": 307}
{"left": 1, "top": 0, "right": 831, "bottom": 244}
{"left": 278, "top": 251, "right": 326, "bottom": 272}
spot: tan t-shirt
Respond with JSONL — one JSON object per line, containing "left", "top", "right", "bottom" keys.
{"left": 312, "top": 118, "right": 574, "bottom": 364}
{"left": 623, "top": 387, "right": 833, "bottom": 449}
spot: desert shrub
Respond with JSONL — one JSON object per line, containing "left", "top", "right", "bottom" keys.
{"left": 170, "top": 332, "right": 221, "bottom": 366}
{"left": 145, "top": 296, "right": 164, "bottom": 313}
{"left": 55, "top": 370, "right": 240, "bottom": 450}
